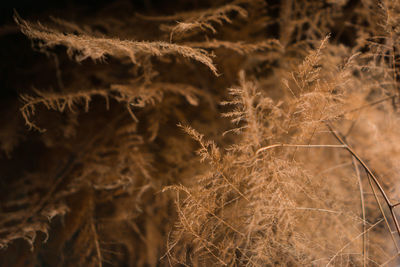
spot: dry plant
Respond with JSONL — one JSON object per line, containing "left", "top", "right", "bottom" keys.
{"left": 136, "top": 0, "right": 252, "bottom": 41}
{"left": 1, "top": 0, "right": 400, "bottom": 266}
{"left": 14, "top": 13, "right": 218, "bottom": 75}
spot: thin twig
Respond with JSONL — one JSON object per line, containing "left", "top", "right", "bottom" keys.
{"left": 326, "top": 219, "right": 384, "bottom": 266}
{"left": 325, "top": 122, "right": 400, "bottom": 241}
{"left": 218, "top": 170, "right": 249, "bottom": 202}
{"left": 379, "top": 252, "right": 400, "bottom": 266}
{"left": 256, "top": 144, "right": 347, "bottom": 155}
{"left": 338, "top": 127, "right": 368, "bottom": 266}
{"left": 339, "top": 95, "right": 396, "bottom": 117}
{"left": 367, "top": 173, "right": 399, "bottom": 252}
{"left": 255, "top": 123, "right": 400, "bottom": 263}
{"left": 351, "top": 157, "right": 367, "bottom": 267}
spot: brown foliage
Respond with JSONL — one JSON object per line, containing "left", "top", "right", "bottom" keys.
{"left": 1, "top": 0, "right": 400, "bottom": 266}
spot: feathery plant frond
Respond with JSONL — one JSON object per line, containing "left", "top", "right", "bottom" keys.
{"left": 3, "top": 1, "right": 400, "bottom": 266}
{"left": 14, "top": 13, "right": 219, "bottom": 75}
{"left": 137, "top": 1, "right": 251, "bottom": 41}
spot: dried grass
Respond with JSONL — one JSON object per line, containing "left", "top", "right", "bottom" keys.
{"left": 1, "top": 0, "right": 400, "bottom": 266}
